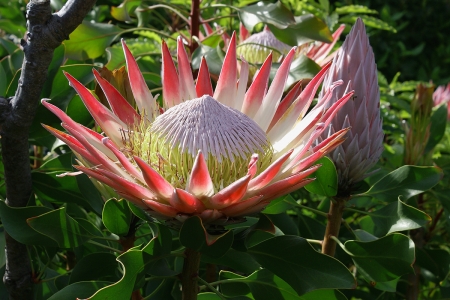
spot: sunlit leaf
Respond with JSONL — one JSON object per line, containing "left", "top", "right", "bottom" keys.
{"left": 305, "top": 156, "right": 338, "bottom": 197}
{"left": 335, "top": 5, "right": 378, "bottom": 15}
{"left": 64, "top": 21, "right": 123, "bottom": 60}
{"left": 269, "top": 14, "right": 333, "bottom": 46}
{"left": 239, "top": 1, "right": 295, "bottom": 31}
{"left": 339, "top": 15, "right": 396, "bottom": 32}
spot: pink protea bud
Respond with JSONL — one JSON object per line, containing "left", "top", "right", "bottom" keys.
{"left": 318, "top": 18, "right": 384, "bottom": 195}
{"left": 433, "top": 83, "right": 450, "bottom": 120}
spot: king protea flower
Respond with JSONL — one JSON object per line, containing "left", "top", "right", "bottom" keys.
{"left": 318, "top": 18, "right": 383, "bottom": 195}
{"left": 42, "top": 33, "right": 353, "bottom": 228}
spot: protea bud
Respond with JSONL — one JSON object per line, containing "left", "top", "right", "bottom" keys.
{"left": 433, "top": 83, "right": 450, "bottom": 120}
{"left": 237, "top": 26, "right": 291, "bottom": 65}
{"left": 405, "top": 84, "right": 434, "bottom": 165}
{"left": 318, "top": 18, "right": 384, "bottom": 195}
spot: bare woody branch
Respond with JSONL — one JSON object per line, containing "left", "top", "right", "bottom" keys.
{"left": 0, "top": 0, "right": 96, "bottom": 298}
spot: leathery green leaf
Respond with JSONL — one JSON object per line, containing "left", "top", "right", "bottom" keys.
{"left": 0, "top": 201, "right": 57, "bottom": 246}
{"left": 342, "top": 233, "right": 414, "bottom": 289}
{"left": 220, "top": 269, "right": 348, "bottom": 299}
{"left": 361, "top": 165, "right": 442, "bottom": 202}
{"left": 304, "top": 156, "right": 338, "bottom": 197}
{"left": 102, "top": 198, "right": 132, "bottom": 236}
{"left": 179, "top": 216, "right": 233, "bottom": 258}
{"left": 27, "top": 207, "right": 92, "bottom": 248}
{"left": 249, "top": 236, "right": 356, "bottom": 295}
{"left": 368, "top": 198, "right": 431, "bottom": 236}
{"left": 64, "top": 21, "right": 123, "bottom": 60}
{"left": 239, "top": 1, "right": 295, "bottom": 31}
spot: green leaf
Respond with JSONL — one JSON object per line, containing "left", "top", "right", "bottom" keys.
{"left": 64, "top": 21, "right": 123, "bottom": 60}
{"left": 69, "top": 253, "right": 119, "bottom": 284}
{"left": 191, "top": 44, "right": 225, "bottom": 75}
{"left": 143, "top": 223, "right": 173, "bottom": 257}
{"left": 88, "top": 250, "right": 146, "bottom": 300}
{"left": 425, "top": 104, "right": 447, "bottom": 152}
{"left": 47, "top": 281, "right": 112, "bottom": 300}
{"left": 269, "top": 14, "right": 333, "bottom": 46}
{"left": 179, "top": 216, "right": 234, "bottom": 258}
{"left": 304, "top": 156, "right": 338, "bottom": 197}
{"left": 335, "top": 5, "right": 378, "bottom": 15}
{"left": 343, "top": 233, "right": 415, "bottom": 289}
{"left": 41, "top": 45, "right": 66, "bottom": 98}
{"left": 300, "top": 289, "right": 348, "bottom": 300}
{"left": 285, "top": 55, "right": 321, "bottom": 87}
{"left": 27, "top": 207, "right": 92, "bottom": 248}
{"left": 76, "top": 173, "right": 104, "bottom": 215}
{"left": 368, "top": 198, "right": 431, "bottom": 236}
{"left": 0, "top": 201, "right": 57, "bottom": 246}
{"left": 339, "top": 15, "right": 396, "bottom": 33}
{"left": 37, "top": 152, "right": 73, "bottom": 173}
{"left": 0, "top": 38, "right": 19, "bottom": 55}
{"left": 362, "top": 165, "right": 443, "bottom": 202}
{"left": 202, "top": 249, "right": 260, "bottom": 274}
{"left": 263, "top": 194, "right": 297, "bottom": 214}
{"left": 353, "top": 229, "right": 377, "bottom": 242}
{"left": 0, "top": 63, "right": 6, "bottom": 96}
{"left": 102, "top": 198, "right": 132, "bottom": 236}
{"left": 66, "top": 94, "right": 94, "bottom": 127}
{"left": 416, "top": 248, "right": 450, "bottom": 279}
{"left": 249, "top": 236, "right": 356, "bottom": 295}
{"left": 111, "top": 1, "right": 140, "bottom": 22}
{"left": 220, "top": 269, "right": 301, "bottom": 299}
{"left": 32, "top": 172, "right": 99, "bottom": 213}
{"left": 239, "top": 1, "right": 295, "bottom": 31}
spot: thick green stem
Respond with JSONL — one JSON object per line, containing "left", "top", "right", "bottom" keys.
{"left": 181, "top": 248, "right": 201, "bottom": 300}
{"left": 321, "top": 197, "right": 347, "bottom": 256}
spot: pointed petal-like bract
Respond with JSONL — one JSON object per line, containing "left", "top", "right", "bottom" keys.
{"left": 177, "top": 37, "right": 196, "bottom": 101}
{"left": 318, "top": 18, "right": 383, "bottom": 193}
{"left": 213, "top": 32, "right": 237, "bottom": 107}
{"left": 64, "top": 72, "right": 127, "bottom": 146}
{"left": 196, "top": 58, "right": 214, "bottom": 97}
{"left": 122, "top": 40, "right": 157, "bottom": 121}
{"left": 161, "top": 40, "right": 181, "bottom": 108}
{"left": 93, "top": 69, "right": 140, "bottom": 126}
{"left": 187, "top": 151, "right": 215, "bottom": 198}
{"left": 242, "top": 53, "right": 272, "bottom": 118}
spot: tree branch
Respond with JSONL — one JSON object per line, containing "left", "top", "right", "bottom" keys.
{"left": 0, "top": 0, "right": 96, "bottom": 298}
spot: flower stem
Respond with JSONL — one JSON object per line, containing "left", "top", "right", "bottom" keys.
{"left": 322, "top": 197, "right": 348, "bottom": 256}
{"left": 181, "top": 248, "right": 201, "bottom": 300}
{"left": 189, "top": 0, "right": 200, "bottom": 54}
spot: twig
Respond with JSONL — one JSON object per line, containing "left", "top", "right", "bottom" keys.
{"left": 0, "top": 1, "right": 96, "bottom": 298}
